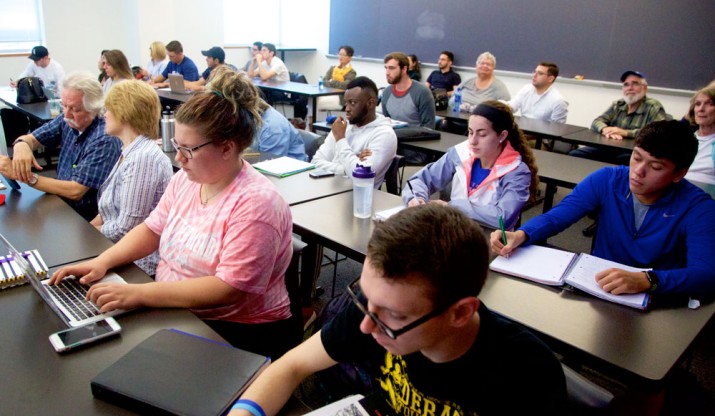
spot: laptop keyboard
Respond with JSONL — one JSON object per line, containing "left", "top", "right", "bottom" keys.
{"left": 44, "top": 277, "right": 102, "bottom": 321}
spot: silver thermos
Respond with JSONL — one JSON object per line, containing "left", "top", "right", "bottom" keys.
{"left": 160, "top": 106, "right": 175, "bottom": 153}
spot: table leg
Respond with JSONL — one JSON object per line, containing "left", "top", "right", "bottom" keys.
{"left": 543, "top": 183, "right": 557, "bottom": 213}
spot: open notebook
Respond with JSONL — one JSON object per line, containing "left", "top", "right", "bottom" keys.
{"left": 252, "top": 156, "right": 315, "bottom": 177}
{"left": 490, "top": 245, "right": 651, "bottom": 310}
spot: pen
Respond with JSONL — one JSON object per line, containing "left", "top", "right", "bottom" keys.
{"left": 407, "top": 178, "right": 415, "bottom": 195}
{"left": 499, "top": 215, "right": 507, "bottom": 246}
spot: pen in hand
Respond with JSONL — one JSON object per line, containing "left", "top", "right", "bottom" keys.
{"left": 499, "top": 215, "right": 508, "bottom": 246}
{"left": 407, "top": 179, "right": 425, "bottom": 205}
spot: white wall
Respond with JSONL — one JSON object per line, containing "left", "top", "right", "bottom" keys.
{"left": 0, "top": 0, "right": 691, "bottom": 128}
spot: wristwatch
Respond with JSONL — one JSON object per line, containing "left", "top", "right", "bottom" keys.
{"left": 28, "top": 173, "right": 39, "bottom": 186}
{"left": 12, "top": 138, "right": 28, "bottom": 147}
{"left": 644, "top": 271, "right": 659, "bottom": 292}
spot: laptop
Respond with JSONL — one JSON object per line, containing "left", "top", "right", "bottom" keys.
{"left": 0, "top": 146, "right": 21, "bottom": 190}
{"left": 168, "top": 73, "right": 193, "bottom": 95}
{"left": 0, "top": 233, "right": 130, "bottom": 327}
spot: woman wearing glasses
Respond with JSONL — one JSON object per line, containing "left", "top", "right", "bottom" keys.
{"left": 91, "top": 80, "right": 173, "bottom": 276}
{"left": 323, "top": 45, "right": 356, "bottom": 90}
{"left": 51, "top": 70, "right": 300, "bottom": 359}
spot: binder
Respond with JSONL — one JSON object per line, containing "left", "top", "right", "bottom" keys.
{"left": 91, "top": 329, "right": 270, "bottom": 416}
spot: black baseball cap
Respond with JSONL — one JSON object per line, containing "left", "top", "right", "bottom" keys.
{"left": 620, "top": 70, "right": 646, "bottom": 82}
{"left": 28, "top": 46, "right": 48, "bottom": 61}
{"left": 201, "top": 46, "right": 225, "bottom": 62}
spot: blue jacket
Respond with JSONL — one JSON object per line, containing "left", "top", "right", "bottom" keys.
{"left": 520, "top": 166, "right": 715, "bottom": 296}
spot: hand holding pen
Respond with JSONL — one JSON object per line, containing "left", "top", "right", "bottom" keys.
{"left": 407, "top": 179, "right": 426, "bottom": 206}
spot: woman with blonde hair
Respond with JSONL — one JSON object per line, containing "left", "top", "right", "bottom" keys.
{"left": 101, "top": 49, "right": 133, "bottom": 94}
{"left": 685, "top": 85, "right": 715, "bottom": 184}
{"left": 51, "top": 70, "right": 301, "bottom": 359}
{"left": 141, "top": 41, "right": 169, "bottom": 81}
{"left": 403, "top": 100, "right": 538, "bottom": 230}
{"left": 91, "top": 80, "right": 173, "bottom": 275}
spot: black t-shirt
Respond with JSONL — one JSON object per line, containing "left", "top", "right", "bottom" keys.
{"left": 321, "top": 301, "right": 566, "bottom": 415}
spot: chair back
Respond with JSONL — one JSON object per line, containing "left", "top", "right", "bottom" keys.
{"left": 290, "top": 72, "right": 307, "bottom": 84}
{"left": 384, "top": 154, "right": 405, "bottom": 195}
{"left": 298, "top": 130, "right": 323, "bottom": 162}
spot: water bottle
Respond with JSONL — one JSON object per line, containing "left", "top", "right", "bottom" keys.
{"left": 352, "top": 164, "right": 376, "bottom": 218}
{"left": 318, "top": 75, "right": 324, "bottom": 90}
{"left": 453, "top": 86, "right": 462, "bottom": 113}
{"left": 160, "top": 106, "right": 175, "bottom": 153}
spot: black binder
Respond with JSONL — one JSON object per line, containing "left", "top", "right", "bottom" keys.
{"left": 91, "top": 329, "right": 270, "bottom": 416}
{"left": 394, "top": 126, "right": 441, "bottom": 143}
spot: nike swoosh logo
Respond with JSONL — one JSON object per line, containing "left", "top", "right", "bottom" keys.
{"left": 663, "top": 213, "right": 675, "bottom": 218}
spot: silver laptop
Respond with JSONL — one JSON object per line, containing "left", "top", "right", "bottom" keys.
{"left": 0, "top": 233, "right": 130, "bottom": 327}
{"left": 0, "top": 145, "right": 21, "bottom": 190}
{"left": 168, "top": 73, "right": 193, "bottom": 95}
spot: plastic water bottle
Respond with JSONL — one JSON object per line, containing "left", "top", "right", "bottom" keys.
{"left": 318, "top": 75, "right": 324, "bottom": 90}
{"left": 352, "top": 164, "right": 375, "bottom": 218}
{"left": 453, "top": 86, "right": 462, "bottom": 113}
{"left": 160, "top": 106, "right": 175, "bottom": 153}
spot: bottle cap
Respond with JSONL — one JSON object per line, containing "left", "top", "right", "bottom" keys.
{"left": 352, "top": 164, "right": 375, "bottom": 179}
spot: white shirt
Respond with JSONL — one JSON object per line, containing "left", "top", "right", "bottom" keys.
{"left": 146, "top": 58, "right": 169, "bottom": 80}
{"left": 508, "top": 84, "right": 568, "bottom": 123}
{"left": 263, "top": 56, "right": 290, "bottom": 82}
{"left": 685, "top": 132, "right": 715, "bottom": 185}
{"left": 18, "top": 59, "right": 65, "bottom": 93}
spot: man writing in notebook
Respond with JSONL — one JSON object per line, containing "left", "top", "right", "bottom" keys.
{"left": 492, "top": 120, "right": 715, "bottom": 297}
{"left": 231, "top": 204, "right": 565, "bottom": 416}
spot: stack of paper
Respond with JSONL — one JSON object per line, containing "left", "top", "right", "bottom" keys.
{"left": 252, "top": 156, "right": 315, "bottom": 178}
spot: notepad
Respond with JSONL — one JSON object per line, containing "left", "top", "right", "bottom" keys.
{"left": 373, "top": 205, "right": 405, "bottom": 222}
{"left": 490, "top": 246, "right": 651, "bottom": 310}
{"left": 1, "top": 249, "right": 48, "bottom": 290}
{"left": 252, "top": 156, "right": 316, "bottom": 177}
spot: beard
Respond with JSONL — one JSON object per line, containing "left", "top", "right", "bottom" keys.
{"left": 388, "top": 72, "right": 402, "bottom": 85}
{"left": 624, "top": 91, "right": 645, "bottom": 105}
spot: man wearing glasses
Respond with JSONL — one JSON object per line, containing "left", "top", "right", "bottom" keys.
{"left": 0, "top": 71, "right": 120, "bottom": 220}
{"left": 241, "top": 41, "right": 263, "bottom": 73}
{"left": 231, "top": 205, "right": 566, "bottom": 416}
{"left": 570, "top": 70, "right": 670, "bottom": 164}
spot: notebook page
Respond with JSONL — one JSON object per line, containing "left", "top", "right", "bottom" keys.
{"left": 489, "top": 245, "right": 577, "bottom": 285}
{"left": 564, "top": 253, "right": 650, "bottom": 309}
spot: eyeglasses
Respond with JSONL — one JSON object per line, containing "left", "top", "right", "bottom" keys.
{"left": 346, "top": 277, "right": 449, "bottom": 339}
{"left": 623, "top": 82, "right": 644, "bottom": 88}
{"left": 170, "top": 138, "right": 215, "bottom": 159}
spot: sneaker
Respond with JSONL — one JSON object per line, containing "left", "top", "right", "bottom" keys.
{"left": 302, "top": 307, "right": 317, "bottom": 331}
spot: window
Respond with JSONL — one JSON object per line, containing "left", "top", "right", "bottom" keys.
{"left": 0, "top": 0, "right": 45, "bottom": 54}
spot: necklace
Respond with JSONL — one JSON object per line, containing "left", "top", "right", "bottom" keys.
{"left": 200, "top": 185, "right": 221, "bottom": 205}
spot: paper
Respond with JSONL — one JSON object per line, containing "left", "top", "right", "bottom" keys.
{"left": 373, "top": 205, "right": 405, "bottom": 222}
{"left": 304, "top": 395, "right": 368, "bottom": 416}
{"left": 490, "top": 245, "right": 577, "bottom": 285}
{"left": 252, "top": 156, "right": 315, "bottom": 177}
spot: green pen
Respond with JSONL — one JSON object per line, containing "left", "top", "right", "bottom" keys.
{"left": 499, "top": 215, "right": 507, "bottom": 246}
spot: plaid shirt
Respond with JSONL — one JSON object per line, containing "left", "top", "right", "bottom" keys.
{"left": 33, "top": 116, "right": 121, "bottom": 220}
{"left": 591, "top": 96, "right": 671, "bottom": 138}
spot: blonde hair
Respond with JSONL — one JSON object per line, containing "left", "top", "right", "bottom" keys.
{"left": 686, "top": 85, "right": 715, "bottom": 127}
{"left": 104, "top": 80, "right": 161, "bottom": 139}
{"left": 176, "top": 68, "right": 263, "bottom": 152}
{"left": 150, "top": 41, "right": 167, "bottom": 61}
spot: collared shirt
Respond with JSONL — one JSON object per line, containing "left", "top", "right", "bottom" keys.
{"left": 32, "top": 116, "right": 122, "bottom": 219}
{"left": 508, "top": 84, "right": 569, "bottom": 123}
{"left": 590, "top": 96, "right": 670, "bottom": 137}
{"left": 98, "top": 136, "right": 173, "bottom": 275}
{"left": 161, "top": 56, "right": 200, "bottom": 81}
{"left": 426, "top": 68, "right": 462, "bottom": 92}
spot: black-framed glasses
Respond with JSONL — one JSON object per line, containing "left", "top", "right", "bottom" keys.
{"left": 346, "top": 277, "right": 449, "bottom": 340}
{"left": 170, "top": 138, "right": 215, "bottom": 159}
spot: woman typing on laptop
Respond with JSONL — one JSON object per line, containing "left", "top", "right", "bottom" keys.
{"left": 50, "top": 70, "right": 301, "bottom": 359}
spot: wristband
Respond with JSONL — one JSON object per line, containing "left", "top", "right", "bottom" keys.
{"left": 231, "top": 399, "right": 266, "bottom": 416}
{"left": 12, "top": 138, "right": 28, "bottom": 147}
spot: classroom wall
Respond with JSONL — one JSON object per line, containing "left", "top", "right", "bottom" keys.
{"left": 0, "top": 0, "right": 691, "bottom": 128}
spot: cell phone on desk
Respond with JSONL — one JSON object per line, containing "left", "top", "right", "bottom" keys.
{"left": 309, "top": 170, "right": 335, "bottom": 178}
{"left": 49, "top": 317, "right": 121, "bottom": 353}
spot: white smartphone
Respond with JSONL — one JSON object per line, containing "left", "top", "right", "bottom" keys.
{"left": 309, "top": 169, "right": 335, "bottom": 178}
{"left": 49, "top": 317, "right": 122, "bottom": 353}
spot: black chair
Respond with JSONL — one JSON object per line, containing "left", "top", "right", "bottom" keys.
{"left": 383, "top": 155, "right": 405, "bottom": 195}
{"left": 297, "top": 130, "right": 323, "bottom": 162}
{"left": 273, "top": 72, "right": 309, "bottom": 120}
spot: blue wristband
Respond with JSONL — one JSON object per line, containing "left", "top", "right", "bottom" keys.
{"left": 231, "top": 399, "right": 266, "bottom": 416}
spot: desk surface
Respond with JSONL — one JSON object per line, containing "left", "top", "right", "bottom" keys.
{"left": 289, "top": 189, "right": 715, "bottom": 387}
{"left": 1, "top": 262, "right": 225, "bottom": 415}
{"left": 561, "top": 128, "right": 635, "bottom": 151}
{"left": 0, "top": 184, "right": 113, "bottom": 268}
{"left": 253, "top": 80, "right": 344, "bottom": 98}
{"left": 0, "top": 87, "right": 54, "bottom": 122}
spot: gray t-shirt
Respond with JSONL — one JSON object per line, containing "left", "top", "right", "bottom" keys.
{"left": 381, "top": 81, "right": 436, "bottom": 127}
{"left": 455, "top": 76, "right": 511, "bottom": 107}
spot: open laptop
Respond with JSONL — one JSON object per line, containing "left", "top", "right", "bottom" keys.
{"left": 0, "top": 233, "right": 130, "bottom": 327}
{"left": 0, "top": 146, "right": 21, "bottom": 190}
{"left": 168, "top": 73, "right": 193, "bottom": 95}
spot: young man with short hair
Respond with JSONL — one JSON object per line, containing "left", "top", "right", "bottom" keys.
{"left": 425, "top": 50, "right": 461, "bottom": 96}
{"left": 249, "top": 42, "right": 289, "bottom": 82}
{"left": 493, "top": 120, "right": 715, "bottom": 296}
{"left": 231, "top": 204, "right": 566, "bottom": 416}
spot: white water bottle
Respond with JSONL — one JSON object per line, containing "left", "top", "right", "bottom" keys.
{"left": 352, "top": 164, "right": 375, "bottom": 218}
{"left": 318, "top": 75, "right": 324, "bottom": 90}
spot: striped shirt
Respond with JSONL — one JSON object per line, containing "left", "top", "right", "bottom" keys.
{"left": 97, "top": 136, "right": 173, "bottom": 275}
{"left": 33, "top": 116, "right": 121, "bottom": 220}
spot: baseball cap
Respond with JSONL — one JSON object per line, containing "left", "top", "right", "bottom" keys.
{"left": 620, "top": 70, "right": 646, "bottom": 82}
{"left": 201, "top": 47, "right": 225, "bottom": 62}
{"left": 28, "top": 46, "right": 49, "bottom": 61}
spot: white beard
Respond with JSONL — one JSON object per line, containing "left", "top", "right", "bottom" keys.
{"left": 624, "top": 91, "right": 645, "bottom": 106}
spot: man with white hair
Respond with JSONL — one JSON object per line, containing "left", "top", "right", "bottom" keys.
{"left": 570, "top": 70, "right": 670, "bottom": 164}
{"left": 0, "top": 72, "right": 121, "bottom": 220}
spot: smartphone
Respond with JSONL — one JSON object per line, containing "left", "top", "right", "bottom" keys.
{"left": 309, "top": 170, "right": 335, "bottom": 178}
{"left": 49, "top": 317, "right": 121, "bottom": 353}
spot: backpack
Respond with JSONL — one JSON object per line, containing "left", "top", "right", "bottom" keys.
{"left": 16, "top": 77, "right": 48, "bottom": 104}
{"left": 432, "top": 88, "right": 448, "bottom": 111}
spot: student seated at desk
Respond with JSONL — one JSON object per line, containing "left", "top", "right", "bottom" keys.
{"left": 402, "top": 101, "right": 538, "bottom": 230}
{"left": 101, "top": 50, "right": 133, "bottom": 95}
{"left": 684, "top": 85, "right": 715, "bottom": 185}
{"left": 230, "top": 205, "right": 566, "bottom": 416}
{"left": 492, "top": 120, "right": 715, "bottom": 297}
{"left": 50, "top": 70, "right": 301, "bottom": 359}
{"left": 92, "top": 80, "right": 173, "bottom": 276}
